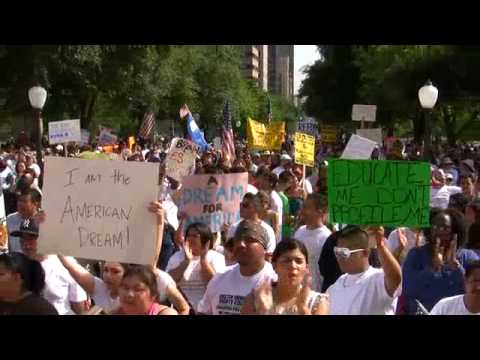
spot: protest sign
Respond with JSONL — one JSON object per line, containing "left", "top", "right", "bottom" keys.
{"left": 327, "top": 159, "right": 431, "bottom": 227}
{"left": 98, "top": 127, "right": 118, "bottom": 145}
{"left": 320, "top": 125, "right": 337, "bottom": 144}
{"left": 356, "top": 128, "right": 383, "bottom": 144}
{"left": 80, "top": 129, "right": 90, "bottom": 145}
{"left": 165, "top": 138, "right": 199, "bottom": 182}
{"left": 48, "top": 119, "right": 81, "bottom": 145}
{"left": 179, "top": 173, "right": 248, "bottom": 233}
{"left": 294, "top": 132, "right": 315, "bottom": 167}
{"left": 341, "top": 134, "right": 377, "bottom": 160}
{"left": 247, "top": 118, "right": 286, "bottom": 151}
{"left": 352, "top": 104, "right": 377, "bottom": 122}
{"left": 38, "top": 157, "right": 160, "bottom": 265}
{"left": 298, "top": 117, "right": 318, "bottom": 136}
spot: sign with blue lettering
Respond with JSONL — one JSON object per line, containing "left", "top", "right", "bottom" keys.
{"left": 48, "top": 119, "right": 81, "bottom": 144}
{"left": 179, "top": 173, "right": 248, "bottom": 233}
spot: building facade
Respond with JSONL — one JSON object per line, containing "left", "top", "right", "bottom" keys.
{"left": 268, "top": 45, "right": 294, "bottom": 102}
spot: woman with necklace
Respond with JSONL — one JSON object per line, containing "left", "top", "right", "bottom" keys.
{"left": 241, "top": 238, "right": 329, "bottom": 315}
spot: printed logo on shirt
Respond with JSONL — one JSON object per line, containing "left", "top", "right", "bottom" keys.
{"left": 217, "top": 294, "right": 245, "bottom": 315}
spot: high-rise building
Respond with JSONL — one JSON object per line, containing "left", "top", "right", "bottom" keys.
{"left": 268, "top": 45, "right": 294, "bottom": 102}
{"left": 242, "top": 45, "right": 268, "bottom": 91}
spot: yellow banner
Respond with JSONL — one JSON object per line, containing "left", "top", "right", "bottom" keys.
{"left": 247, "top": 118, "right": 285, "bottom": 151}
{"left": 321, "top": 125, "right": 337, "bottom": 144}
{"left": 294, "top": 132, "right": 315, "bottom": 167}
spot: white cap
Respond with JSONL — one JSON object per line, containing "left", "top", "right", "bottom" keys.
{"left": 280, "top": 154, "right": 292, "bottom": 161}
{"left": 56, "top": 144, "right": 63, "bottom": 151}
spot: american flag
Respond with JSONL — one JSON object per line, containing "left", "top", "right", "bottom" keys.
{"left": 138, "top": 111, "right": 156, "bottom": 139}
{"left": 267, "top": 97, "right": 272, "bottom": 123}
{"left": 222, "top": 100, "right": 236, "bottom": 166}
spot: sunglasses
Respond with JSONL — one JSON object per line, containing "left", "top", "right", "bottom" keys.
{"left": 333, "top": 247, "right": 364, "bottom": 259}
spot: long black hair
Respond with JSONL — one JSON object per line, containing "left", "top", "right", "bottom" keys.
{"left": 185, "top": 222, "right": 214, "bottom": 249}
{"left": 0, "top": 252, "right": 45, "bottom": 295}
{"left": 121, "top": 265, "right": 159, "bottom": 301}
{"left": 424, "top": 208, "right": 467, "bottom": 247}
{"left": 272, "top": 238, "right": 309, "bottom": 264}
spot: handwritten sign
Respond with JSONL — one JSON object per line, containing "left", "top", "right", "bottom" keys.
{"left": 341, "top": 134, "right": 377, "bottom": 160}
{"left": 327, "top": 159, "right": 431, "bottom": 227}
{"left": 294, "top": 132, "right": 315, "bottom": 167}
{"left": 356, "top": 128, "right": 383, "bottom": 144}
{"left": 298, "top": 118, "right": 318, "bottom": 136}
{"left": 48, "top": 119, "right": 81, "bottom": 144}
{"left": 179, "top": 173, "right": 248, "bottom": 233}
{"left": 165, "top": 138, "right": 199, "bottom": 182}
{"left": 321, "top": 125, "right": 337, "bottom": 144}
{"left": 247, "top": 118, "right": 286, "bottom": 151}
{"left": 38, "top": 157, "right": 160, "bottom": 265}
{"left": 352, "top": 104, "right": 377, "bottom": 122}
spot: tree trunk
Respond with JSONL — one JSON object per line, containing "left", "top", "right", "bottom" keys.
{"left": 441, "top": 105, "right": 456, "bottom": 147}
{"left": 80, "top": 91, "right": 98, "bottom": 130}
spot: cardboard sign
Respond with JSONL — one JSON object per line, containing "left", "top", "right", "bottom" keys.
{"left": 294, "top": 132, "right": 315, "bottom": 167}
{"left": 165, "top": 138, "right": 199, "bottom": 182}
{"left": 298, "top": 118, "right": 318, "bottom": 136}
{"left": 48, "top": 119, "right": 81, "bottom": 144}
{"left": 356, "top": 128, "right": 383, "bottom": 144}
{"left": 352, "top": 104, "right": 377, "bottom": 122}
{"left": 179, "top": 173, "right": 248, "bottom": 233}
{"left": 327, "top": 159, "right": 431, "bottom": 227}
{"left": 320, "top": 125, "right": 337, "bottom": 144}
{"left": 341, "top": 134, "right": 377, "bottom": 160}
{"left": 247, "top": 118, "right": 286, "bottom": 151}
{"left": 38, "top": 157, "right": 160, "bottom": 265}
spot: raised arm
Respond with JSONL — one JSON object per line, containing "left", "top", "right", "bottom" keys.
{"left": 148, "top": 201, "right": 165, "bottom": 269}
{"left": 373, "top": 227, "right": 402, "bottom": 297}
{"left": 58, "top": 255, "right": 96, "bottom": 296}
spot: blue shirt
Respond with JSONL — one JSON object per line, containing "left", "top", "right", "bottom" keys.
{"left": 402, "top": 245, "right": 478, "bottom": 314}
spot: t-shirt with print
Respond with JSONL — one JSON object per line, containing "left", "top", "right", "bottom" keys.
{"left": 166, "top": 250, "right": 226, "bottom": 312}
{"left": 227, "top": 220, "right": 276, "bottom": 254}
{"left": 41, "top": 256, "right": 88, "bottom": 315}
{"left": 294, "top": 225, "right": 332, "bottom": 292}
{"left": 197, "top": 262, "right": 278, "bottom": 315}
{"left": 430, "top": 295, "right": 480, "bottom": 315}
{"left": 327, "top": 266, "right": 400, "bottom": 315}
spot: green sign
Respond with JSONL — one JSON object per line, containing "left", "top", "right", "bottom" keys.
{"left": 328, "top": 159, "right": 431, "bottom": 227}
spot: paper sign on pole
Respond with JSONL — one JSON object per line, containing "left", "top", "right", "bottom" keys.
{"left": 294, "top": 132, "right": 315, "bottom": 167}
{"left": 179, "top": 173, "right": 248, "bottom": 233}
{"left": 352, "top": 104, "right": 377, "bottom": 122}
{"left": 341, "top": 134, "right": 377, "bottom": 160}
{"left": 48, "top": 119, "right": 81, "bottom": 144}
{"left": 327, "top": 159, "right": 431, "bottom": 227}
{"left": 320, "top": 125, "right": 338, "bottom": 144}
{"left": 356, "top": 128, "right": 383, "bottom": 144}
{"left": 165, "top": 138, "right": 199, "bottom": 182}
{"left": 38, "top": 157, "right": 160, "bottom": 265}
{"left": 247, "top": 118, "right": 285, "bottom": 151}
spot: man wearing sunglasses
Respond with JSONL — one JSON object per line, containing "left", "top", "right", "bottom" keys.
{"left": 326, "top": 226, "right": 402, "bottom": 315}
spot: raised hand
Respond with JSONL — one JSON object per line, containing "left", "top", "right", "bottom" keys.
{"left": 183, "top": 241, "right": 193, "bottom": 262}
{"left": 397, "top": 228, "right": 408, "bottom": 250}
{"left": 200, "top": 240, "right": 210, "bottom": 260}
{"left": 33, "top": 210, "right": 46, "bottom": 225}
{"left": 179, "top": 104, "right": 191, "bottom": 119}
{"left": 254, "top": 280, "right": 274, "bottom": 315}
{"left": 148, "top": 201, "right": 164, "bottom": 225}
{"left": 296, "top": 274, "right": 313, "bottom": 315}
{"left": 446, "top": 235, "right": 460, "bottom": 270}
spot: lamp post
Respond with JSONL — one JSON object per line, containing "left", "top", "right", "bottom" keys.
{"left": 418, "top": 80, "right": 438, "bottom": 162}
{"left": 28, "top": 85, "right": 47, "bottom": 187}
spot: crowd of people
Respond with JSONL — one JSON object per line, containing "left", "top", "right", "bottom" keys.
{"left": 1, "top": 111, "right": 480, "bottom": 315}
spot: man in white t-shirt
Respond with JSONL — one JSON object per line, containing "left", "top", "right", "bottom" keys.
{"left": 430, "top": 168, "right": 462, "bottom": 209}
{"left": 430, "top": 261, "right": 480, "bottom": 315}
{"left": 327, "top": 226, "right": 402, "bottom": 315}
{"left": 197, "top": 220, "right": 277, "bottom": 315}
{"left": 227, "top": 193, "right": 276, "bottom": 259}
{"left": 13, "top": 218, "right": 88, "bottom": 315}
{"left": 272, "top": 154, "right": 292, "bottom": 177}
{"left": 294, "top": 194, "right": 331, "bottom": 292}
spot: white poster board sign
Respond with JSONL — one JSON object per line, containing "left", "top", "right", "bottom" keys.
{"left": 165, "top": 138, "right": 199, "bottom": 182}
{"left": 38, "top": 157, "right": 160, "bottom": 265}
{"left": 352, "top": 104, "right": 377, "bottom": 122}
{"left": 341, "top": 134, "right": 377, "bottom": 160}
{"left": 48, "top": 119, "right": 81, "bottom": 144}
{"left": 356, "top": 128, "right": 383, "bottom": 144}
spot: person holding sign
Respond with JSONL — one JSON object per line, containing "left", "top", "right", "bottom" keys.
{"left": 401, "top": 208, "right": 478, "bottom": 314}
{"left": 326, "top": 226, "right": 402, "bottom": 315}
{"left": 241, "top": 238, "right": 329, "bottom": 315}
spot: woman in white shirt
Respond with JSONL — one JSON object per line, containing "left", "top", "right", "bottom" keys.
{"left": 241, "top": 238, "right": 329, "bottom": 315}
{"left": 167, "top": 222, "right": 226, "bottom": 313}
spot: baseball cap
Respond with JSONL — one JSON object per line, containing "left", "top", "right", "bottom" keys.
{"left": 261, "top": 150, "right": 271, "bottom": 156}
{"left": 234, "top": 220, "right": 269, "bottom": 249}
{"left": 280, "top": 154, "right": 292, "bottom": 161}
{"left": 446, "top": 173, "right": 453, "bottom": 180}
{"left": 10, "top": 218, "right": 39, "bottom": 238}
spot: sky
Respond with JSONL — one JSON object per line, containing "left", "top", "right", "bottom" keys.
{"left": 294, "top": 45, "right": 320, "bottom": 95}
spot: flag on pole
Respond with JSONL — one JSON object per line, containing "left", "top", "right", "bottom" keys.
{"left": 184, "top": 110, "right": 209, "bottom": 151}
{"left": 267, "top": 97, "right": 272, "bottom": 123}
{"left": 138, "top": 111, "right": 156, "bottom": 139}
{"left": 222, "top": 100, "right": 236, "bottom": 166}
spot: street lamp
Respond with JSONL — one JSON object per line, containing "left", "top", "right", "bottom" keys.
{"left": 418, "top": 80, "right": 438, "bottom": 162}
{"left": 28, "top": 85, "right": 47, "bottom": 187}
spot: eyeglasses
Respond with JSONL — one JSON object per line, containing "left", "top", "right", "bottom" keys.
{"left": 333, "top": 247, "right": 364, "bottom": 260}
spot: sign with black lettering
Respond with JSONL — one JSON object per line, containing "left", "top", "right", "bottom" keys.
{"left": 38, "top": 157, "right": 160, "bottom": 265}
{"left": 327, "top": 159, "right": 431, "bottom": 227}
